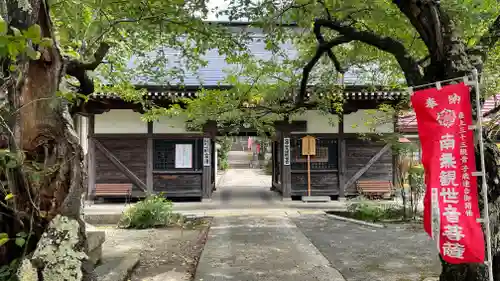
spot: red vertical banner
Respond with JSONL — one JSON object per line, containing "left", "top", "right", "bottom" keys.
{"left": 411, "top": 82, "right": 485, "bottom": 264}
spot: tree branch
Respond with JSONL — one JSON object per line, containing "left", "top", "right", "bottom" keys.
{"left": 314, "top": 18, "right": 423, "bottom": 85}
{"left": 65, "top": 42, "right": 110, "bottom": 96}
{"left": 391, "top": 1, "right": 446, "bottom": 61}
{"left": 483, "top": 104, "right": 500, "bottom": 119}
{"left": 298, "top": 34, "right": 351, "bottom": 105}
{"left": 314, "top": 25, "right": 347, "bottom": 74}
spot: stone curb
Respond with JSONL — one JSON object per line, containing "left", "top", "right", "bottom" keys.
{"left": 96, "top": 252, "right": 140, "bottom": 281}
{"left": 84, "top": 208, "right": 349, "bottom": 225}
{"left": 325, "top": 213, "right": 385, "bottom": 228}
{"left": 85, "top": 214, "right": 123, "bottom": 225}
{"left": 216, "top": 170, "right": 227, "bottom": 187}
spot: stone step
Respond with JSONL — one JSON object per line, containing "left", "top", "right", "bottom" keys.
{"left": 301, "top": 196, "right": 331, "bottom": 203}
{"left": 85, "top": 213, "right": 123, "bottom": 225}
{"left": 86, "top": 223, "right": 106, "bottom": 266}
{"left": 95, "top": 252, "right": 140, "bottom": 281}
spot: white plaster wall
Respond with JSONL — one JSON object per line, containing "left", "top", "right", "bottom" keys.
{"left": 94, "top": 109, "right": 147, "bottom": 134}
{"left": 291, "top": 110, "right": 339, "bottom": 133}
{"left": 153, "top": 115, "right": 201, "bottom": 134}
{"left": 77, "top": 116, "right": 89, "bottom": 154}
{"left": 344, "top": 109, "right": 394, "bottom": 133}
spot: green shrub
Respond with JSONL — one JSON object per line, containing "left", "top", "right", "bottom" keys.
{"left": 216, "top": 136, "right": 232, "bottom": 171}
{"left": 347, "top": 198, "right": 403, "bottom": 222}
{"left": 118, "top": 194, "right": 180, "bottom": 229}
{"left": 264, "top": 160, "right": 272, "bottom": 175}
{"left": 219, "top": 158, "right": 229, "bottom": 170}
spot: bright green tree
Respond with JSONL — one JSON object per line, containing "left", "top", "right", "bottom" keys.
{"left": 209, "top": 1, "right": 500, "bottom": 281}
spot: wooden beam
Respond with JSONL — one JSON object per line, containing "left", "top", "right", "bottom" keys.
{"left": 87, "top": 115, "right": 96, "bottom": 198}
{"left": 392, "top": 112, "right": 398, "bottom": 185}
{"left": 93, "top": 138, "right": 148, "bottom": 192}
{"left": 201, "top": 137, "right": 212, "bottom": 200}
{"left": 146, "top": 122, "right": 153, "bottom": 194}
{"left": 344, "top": 143, "right": 391, "bottom": 191}
{"left": 338, "top": 115, "right": 346, "bottom": 198}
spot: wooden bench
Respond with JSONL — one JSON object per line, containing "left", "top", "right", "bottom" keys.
{"left": 356, "top": 180, "right": 393, "bottom": 199}
{"left": 94, "top": 183, "right": 132, "bottom": 202}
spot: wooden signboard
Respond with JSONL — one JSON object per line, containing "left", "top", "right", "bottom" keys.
{"left": 301, "top": 135, "right": 316, "bottom": 197}
{"left": 301, "top": 135, "right": 316, "bottom": 156}
{"left": 203, "top": 138, "right": 211, "bottom": 167}
{"left": 283, "top": 137, "right": 291, "bottom": 166}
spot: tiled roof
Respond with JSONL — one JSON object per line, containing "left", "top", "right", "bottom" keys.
{"left": 397, "top": 112, "right": 418, "bottom": 133}
{"left": 122, "top": 25, "right": 381, "bottom": 87}
{"left": 90, "top": 90, "right": 407, "bottom": 101}
{"left": 481, "top": 94, "right": 500, "bottom": 120}
{"left": 398, "top": 94, "right": 500, "bottom": 133}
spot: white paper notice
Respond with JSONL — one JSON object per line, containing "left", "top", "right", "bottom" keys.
{"left": 175, "top": 144, "right": 193, "bottom": 168}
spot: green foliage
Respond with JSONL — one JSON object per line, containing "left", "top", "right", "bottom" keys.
{"left": 264, "top": 160, "right": 273, "bottom": 175}
{"left": 0, "top": 232, "right": 28, "bottom": 248}
{"left": 0, "top": 231, "right": 29, "bottom": 280}
{"left": 346, "top": 198, "right": 404, "bottom": 222}
{"left": 0, "top": 259, "right": 19, "bottom": 281}
{"left": 0, "top": 20, "right": 50, "bottom": 61}
{"left": 216, "top": 137, "right": 232, "bottom": 171}
{"left": 118, "top": 194, "right": 180, "bottom": 229}
{"left": 408, "top": 164, "right": 425, "bottom": 218}
{"left": 49, "top": 0, "right": 250, "bottom": 94}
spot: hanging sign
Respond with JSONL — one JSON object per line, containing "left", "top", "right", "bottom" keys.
{"left": 301, "top": 135, "right": 316, "bottom": 156}
{"left": 175, "top": 144, "right": 193, "bottom": 168}
{"left": 283, "top": 137, "right": 291, "bottom": 166}
{"left": 411, "top": 82, "right": 484, "bottom": 264}
{"left": 203, "top": 138, "right": 211, "bottom": 167}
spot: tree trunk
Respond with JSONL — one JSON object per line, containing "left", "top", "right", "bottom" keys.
{"left": 389, "top": 3, "right": 500, "bottom": 280}
{"left": 2, "top": 0, "right": 95, "bottom": 280}
{"left": 438, "top": 133, "right": 500, "bottom": 281}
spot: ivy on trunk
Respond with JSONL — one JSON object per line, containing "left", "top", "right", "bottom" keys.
{"left": 0, "top": 0, "right": 106, "bottom": 279}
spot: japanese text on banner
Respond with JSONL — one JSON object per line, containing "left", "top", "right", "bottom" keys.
{"left": 411, "top": 82, "right": 484, "bottom": 264}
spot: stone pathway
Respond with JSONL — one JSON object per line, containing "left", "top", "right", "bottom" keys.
{"left": 211, "top": 168, "right": 279, "bottom": 208}
{"left": 292, "top": 215, "right": 441, "bottom": 281}
{"left": 194, "top": 215, "right": 345, "bottom": 281}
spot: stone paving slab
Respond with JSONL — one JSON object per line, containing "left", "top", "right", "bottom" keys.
{"left": 194, "top": 215, "right": 345, "bottom": 281}
{"left": 292, "top": 214, "right": 440, "bottom": 281}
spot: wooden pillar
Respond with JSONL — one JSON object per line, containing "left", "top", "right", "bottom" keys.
{"left": 87, "top": 115, "right": 96, "bottom": 198}
{"left": 214, "top": 143, "right": 218, "bottom": 187}
{"left": 146, "top": 122, "right": 153, "bottom": 195}
{"left": 338, "top": 115, "right": 346, "bottom": 199}
{"left": 392, "top": 112, "right": 398, "bottom": 186}
{"left": 270, "top": 140, "right": 276, "bottom": 189}
{"left": 202, "top": 121, "right": 217, "bottom": 200}
{"left": 275, "top": 121, "right": 292, "bottom": 200}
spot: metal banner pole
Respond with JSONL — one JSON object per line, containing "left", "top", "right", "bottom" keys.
{"left": 471, "top": 68, "right": 494, "bottom": 281}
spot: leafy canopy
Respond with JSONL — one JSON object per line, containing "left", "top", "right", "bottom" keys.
{"left": 45, "top": 0, "right": 500, "bottom": 133}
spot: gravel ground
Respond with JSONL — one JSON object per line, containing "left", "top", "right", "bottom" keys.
{"left": 99, "top": 218, "right": 211, "bottom": 281}
{"left": 292, "top": 214, "right": 441, "bottom": 281}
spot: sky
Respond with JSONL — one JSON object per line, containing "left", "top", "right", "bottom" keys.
{"left": 205, "top": 0, "right": 249, "bottom": 21}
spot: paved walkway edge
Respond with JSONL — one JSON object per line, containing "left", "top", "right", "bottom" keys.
{"left": 194, "top": 216, "right": 346, "bottom": 281}
{"left": 325, "top": 213, "right": 385, "bottom": 228}
{"left": 96, "top": 252, "right": 140, "bottom": 281}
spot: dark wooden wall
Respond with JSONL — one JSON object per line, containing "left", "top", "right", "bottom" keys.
{"left": 289, "top": 135, "right": 340, "bottom": 197}
{"left": 291, "top": 172, "right": 339, "bottom": 196}
{"left": 153, "top": 173, "right": 202, "bottom": 197}
{"left": 345, "top": 138, "right": 393, "bottom": 195}
{"left": 95, "top": 137, "right": 147, "bottom": 192}
{"left": 92, "top": 134, "right": 206, "bottom": 198}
